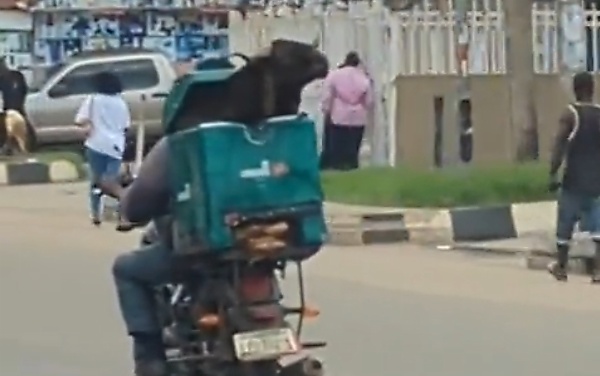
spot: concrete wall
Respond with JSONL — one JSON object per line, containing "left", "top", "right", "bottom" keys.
{"left": 393, "top": 74, "right": 594, "bottom": 168}
{"left": 0, "top": 10, "right": 33, "bottom": 83}
{"left": 394, "top": 75, "right": 459, "bottom": 168}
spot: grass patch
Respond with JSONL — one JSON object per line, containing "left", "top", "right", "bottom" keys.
{"left": 321, "top": 163, "right": 554, "bottom": 208}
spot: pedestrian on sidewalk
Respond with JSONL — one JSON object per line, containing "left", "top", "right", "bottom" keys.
{"left": 548, "top": 71, "right": 600, "bottom": 283}
{"left": 320, "top": 51, "right": 373, "bottom": 170}
{"left": 75, "top": 71, "right": 131, "bottom": 226}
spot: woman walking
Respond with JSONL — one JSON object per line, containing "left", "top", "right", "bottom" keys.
{"left": 75, "top": 71, "right": 131, "bottom": 226}
{"left": 320, "top": 51, "right": 373, "bottom": 170}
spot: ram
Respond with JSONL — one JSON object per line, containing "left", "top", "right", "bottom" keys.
{"left": 166, "top": 38, "right": 329, "bottom": 133}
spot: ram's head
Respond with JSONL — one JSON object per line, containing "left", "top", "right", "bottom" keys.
{"left": 260, "top": 38, "right": 329, "bottom": 116}
{"left": 267, "top": 38, "right": 329, "bottom": 86}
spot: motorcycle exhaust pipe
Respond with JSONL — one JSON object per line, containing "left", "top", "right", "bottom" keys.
{"left": 302, "top": 357, "right": 324, "bottom": 376}
{"left": 280, "top": 356, "right": 324, "bottom": 376}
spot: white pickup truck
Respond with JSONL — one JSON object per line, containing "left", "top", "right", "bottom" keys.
{"left": 25, "top": 49, "right": 178, "bottom": 148}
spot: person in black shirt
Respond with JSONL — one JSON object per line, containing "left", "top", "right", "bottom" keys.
{"left": 548, "top": 71, "right": 600, "bottom": 282}
{"left": 0, "top": 57, "right": 32, "bottom": 151}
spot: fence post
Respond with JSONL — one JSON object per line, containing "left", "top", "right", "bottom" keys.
{"left": 387, "top": 11, "right": 399, "bottom": 166}
{"left": 450, "top": 0, "right": 470, "bottom": 167}
{"left": 557, "top": 0, "right": 586, "bottom": 98}
{"left": 135, "top": 93, "right": 147, "bottom": 175}
{"left": 367, "top": 6, "right": 391, "bottom": 167}
{"left": 502, "top": 0, "right": 538, "bottom": 161}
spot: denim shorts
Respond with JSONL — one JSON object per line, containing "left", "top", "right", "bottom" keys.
{"left": 556, "top": 189, "right": 600, "bottom": 244}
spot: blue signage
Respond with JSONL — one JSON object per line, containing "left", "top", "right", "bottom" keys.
{"left": 32, "top": 0, "right": 230, "bottom": 66}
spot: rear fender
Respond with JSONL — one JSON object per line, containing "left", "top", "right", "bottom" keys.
{"left": 232, "top": 273, "right": 285, "bottom": 329}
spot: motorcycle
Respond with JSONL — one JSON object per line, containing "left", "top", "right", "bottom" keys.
{"left": 138, "top": 223, "right": 326, "bottom": 376}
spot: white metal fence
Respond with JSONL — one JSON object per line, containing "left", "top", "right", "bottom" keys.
{"left": 227, "top": 1, "right": 600, "bottom": 165}
{"left": 230, "top": 6, "right": 394, "bottom": 165}
{"left": 385, "top": 0, "right": 598, "bottom": 75}
{"left": 230, "top": 2, "right": 600, "bottom": 77}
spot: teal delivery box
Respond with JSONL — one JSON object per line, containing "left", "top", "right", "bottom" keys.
{"left": 168, "top": 114, "right": 328, "bottom": 255}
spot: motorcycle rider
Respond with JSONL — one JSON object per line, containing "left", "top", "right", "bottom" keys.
{"left": 106, "top": 40, "right": 330, "bottom": 376}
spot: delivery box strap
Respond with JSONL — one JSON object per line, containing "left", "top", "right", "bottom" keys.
{"left": 243, "top": 125, "right": 274, "bottom": 146}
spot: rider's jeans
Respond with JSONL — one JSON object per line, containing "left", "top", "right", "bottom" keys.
{"left": 112, "top": 242, "right": 172, "bottom": 334}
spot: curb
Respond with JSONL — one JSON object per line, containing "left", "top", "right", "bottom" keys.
{"left": 443, "top": 244, "right": 534, "bottom": 256}
{"left": 525, "top": 253, "right": 593, "bottom": 276}
{"left": 326, "top": 201, "right": 559, "bottom": 247}
{"left": 326, "top": 204, "right": 516, "bottom": 247}
{"left": 0, "top": 159, "right": 83, "bottom": 186}
{"left": 327, "top": 211, "right": 409, "bottom": 246}
{"left": 446, "top": 242, "right": 594, "bottom": 276}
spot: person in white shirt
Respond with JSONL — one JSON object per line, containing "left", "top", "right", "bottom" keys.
{"left": 75, "top": 71, "right": 131, "bottom": 226}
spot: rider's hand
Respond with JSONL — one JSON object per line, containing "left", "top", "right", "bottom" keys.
{"left": 548, "top": 174, "right": 561, "bottom": 193}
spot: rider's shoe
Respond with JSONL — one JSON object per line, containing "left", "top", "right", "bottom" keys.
{"left": 134, "top": 360, "right": 168, "bottom": 376}
{"left": 133, "top": 334, "right": 167, "bottom": 376}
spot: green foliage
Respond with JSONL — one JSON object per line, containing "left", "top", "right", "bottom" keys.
{"left": 321, "top": 163, "right": 553, "bottom": 208}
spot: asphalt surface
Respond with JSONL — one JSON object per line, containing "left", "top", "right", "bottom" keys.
{"left": 2, "top": 183, "right": 600, "bottom": 376}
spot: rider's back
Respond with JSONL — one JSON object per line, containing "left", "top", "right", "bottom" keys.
{"left": 120, "top": 137, "right": 170, "bottom": 225}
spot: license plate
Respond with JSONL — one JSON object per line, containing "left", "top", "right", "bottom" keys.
{"left": 233, "top": 327, "right": 300, "bottom": 362}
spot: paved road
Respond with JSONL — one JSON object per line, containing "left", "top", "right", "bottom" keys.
{"left": 2, "top": 183, "right": 600, "bottom": 376}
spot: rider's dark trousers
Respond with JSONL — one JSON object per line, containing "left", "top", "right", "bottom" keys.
{"left": 112, "top": 242, "right": 172, "bottom": 334}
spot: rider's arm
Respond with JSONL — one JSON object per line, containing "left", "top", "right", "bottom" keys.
{"left": 120, "top": 137, "right": 170, "bottom": 224}
{"left": 550, "top": 106, "right": 575, "bottom": 177}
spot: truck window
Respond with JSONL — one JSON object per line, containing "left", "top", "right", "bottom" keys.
{"left": 113, "top": 59, "right": 159, "bottom": 91}
{"left": 48, "top": 62, "right": 106, "bottom": 98}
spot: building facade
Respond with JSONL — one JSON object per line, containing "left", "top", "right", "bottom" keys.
{"left": 31, "top": 0, "right": 231, "bottom": 67}
{"left": 0, "top": 0, "right": 33, "bottom": 82}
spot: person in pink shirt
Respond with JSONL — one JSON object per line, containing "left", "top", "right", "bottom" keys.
{"left": 320, "top": 51, "right": 374, "bottom": 170}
